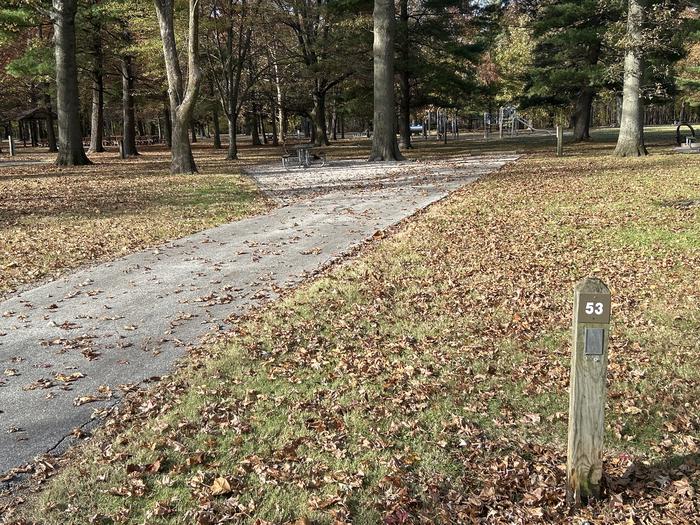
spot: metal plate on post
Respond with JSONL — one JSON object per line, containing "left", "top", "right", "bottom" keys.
{"left": 584, "top": 328, "right": 605, "bottom": 356}
{"left": 578, "top": 293, "right": 611, "bottom": 323}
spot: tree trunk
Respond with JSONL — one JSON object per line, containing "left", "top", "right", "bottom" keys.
{"left": 163, "top": 97, "right": 172, "bottom": 148}
{"left": 250, "top": 105, "right": 261, "bottom": 145}
{"left": 310, "top": 89, "right": 329, "bottom": 146}
{"left": 121, "top": 54, "right": 138, "bottom": 156}
{"left": 614, "top": 0, "right": 647, "bottom": 157}
{"left": 191, "top": 121, "right": 198, "bottom": 143}
{"left": 227, "top": 114, "right": 238, "bottom": 159}
{"left": 573, "top": 87, "right": 594, "bottom": 142}
{"left": 171, "top": 116, "right": 195, "bottom": 173}
{"left": 88, "top": 71, "right": 104, "bottom": 153}
{"left": 397, "top": 0, "right": 411, "bottom": 149}
{"left": 88, "top": 25, "right": 104, "bottom": 153}
{"left": 271, "top": 49, "right": 286, "bottom": 144}
{"left": 44, "top": 92, "right": 58, "bottom": 152}
{"left": 260, "top": 113, "right": 268, "bottom": 144}
{"left": 369, "top": 0, "right": 403, "bottom": 161}
{"left": 331, "top": 105, "right": 337, "bottom": 141}
{"left": 212, "top": 105, "right": 222, "bottom": 148}
{"left": 52, "top": 0, "right": 91, "bottom": 165}
{"left": 270, "top": 101, "right": 279, "bottom": 146}
{"left": 154, "top": 0, "right": 201, "bottom": 174}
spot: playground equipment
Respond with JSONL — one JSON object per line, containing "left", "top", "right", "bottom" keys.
{"left": 496, "top": 106, "right": 555, "bottom": 138}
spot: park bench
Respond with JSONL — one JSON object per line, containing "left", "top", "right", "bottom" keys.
{"left": 281, "top": 143, "right": 326, "bottom": 170}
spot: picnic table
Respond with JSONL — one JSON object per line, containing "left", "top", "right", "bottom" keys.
{"left": 282, "top": 143, "right": 326, "bottom": 170}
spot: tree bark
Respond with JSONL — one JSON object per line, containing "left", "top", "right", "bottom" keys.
{"left": 369, "top": 0, "right": 403, "bottom": 161}
{"left": 310, "top": 89, "right": 329, "bottom": 146}
{"left": 121, "top": 54, "right": 139, "bottom": 156}
{"left": 52, "top": 0, "right": 91, "bottom": 165}
{"left": 614, "top": 0, "right": 647, "bottom": 157}
{"left": 398, "top": 0, "right": 411, "bottom": 149}
{"left": 154, "top": 0, "right": 201, "bottom": 173}
{"left": 573, "top": 87, "right": 594, "bottom": 142}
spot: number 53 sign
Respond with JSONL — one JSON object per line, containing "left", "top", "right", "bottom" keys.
{"left": 577, "top": 293, "right": 611, "bottom": 323}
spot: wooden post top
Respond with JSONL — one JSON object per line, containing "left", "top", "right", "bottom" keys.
{"left": 575, "top": 277, "right": 610, "bottom": 295}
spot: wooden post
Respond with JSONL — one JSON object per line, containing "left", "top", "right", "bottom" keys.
{"left": 556, "top": 125, "right": 564, "bottom": 157}
{"left": 567, "top": 277, "right": 611, "bottom": 507}
{"left": 8, "top": 135, "right": 15, "bottom": 156}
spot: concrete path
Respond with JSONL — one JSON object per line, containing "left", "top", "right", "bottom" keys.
{"left": 0, "top": 153, "right": 516, "bottom": 483}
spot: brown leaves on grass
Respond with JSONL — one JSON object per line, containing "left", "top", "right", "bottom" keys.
{"left": 0, "top": 149, "right": 268, "bottom": 295}
{"left": 4, "top": 146, "right": 699, "bottom": 524}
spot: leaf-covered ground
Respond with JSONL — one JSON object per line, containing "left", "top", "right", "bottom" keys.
{"left": 0, "top": 146, "right": 269, "bottom": 296}
{"left": 2, "top": 131, "right": 699, "bottom": 524}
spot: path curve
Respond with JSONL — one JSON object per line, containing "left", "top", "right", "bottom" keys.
{"left": 0, "top": 153, "right": 516, "bottom": 484}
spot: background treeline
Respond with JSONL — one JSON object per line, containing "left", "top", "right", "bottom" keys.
{"left": 0, "top": 0, "right": 699, "bottom": 166}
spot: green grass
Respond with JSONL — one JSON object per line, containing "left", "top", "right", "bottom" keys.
{"left": 5, "top": 127, "right": 700, "bottom": 524}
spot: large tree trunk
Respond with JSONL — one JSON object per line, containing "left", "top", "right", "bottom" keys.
{"left": 310, "top": 89, "right": 329, "bottom": 146}
{"left": 52, "top": 0, "right": 91, "bottom": 165}
{"left": 154, "top": 0, "right": 201, "bottom": 174}
{"left": 121, "top": 54, "right": 139, "bottom": 156}
{"left": 573, "top": 87, "right": 594, "bottom": 142}
{"left": 369, "top": 0, "right": 403, "bottom": 161}
{"left": 614, "top": 0, "right": 647, "bottom": 157}
{"left": 171, "top": 118, "right": 194, "bottom": 172}
{"left": 397, "top": 0, "right": 411, "bottom": 149}
{"left": 44, "top": 91, "right": 58, "bottom": 152}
